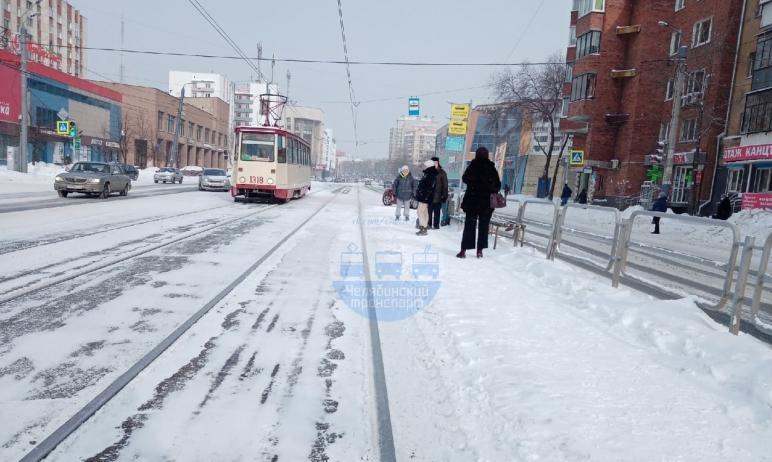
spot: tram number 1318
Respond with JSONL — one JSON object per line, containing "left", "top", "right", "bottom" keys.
{"left": 248, "top": 176, "right": 265, "bottom": 184}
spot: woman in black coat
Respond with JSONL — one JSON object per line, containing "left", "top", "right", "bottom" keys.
{"left": 458, "top": 147, "right": 501, "bottom": 258}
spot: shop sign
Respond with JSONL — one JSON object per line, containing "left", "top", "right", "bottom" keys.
{"left": 724, "top": 144, "right": 772, "bottom": 163}
{"left": 10, "top": 34, "right": 62, "bottom": 66}
{"left": 105, "top": 141, "right": 120, "bottom": 148}
{"left": 742, "top": 192, "right": 772, "bottom": 209}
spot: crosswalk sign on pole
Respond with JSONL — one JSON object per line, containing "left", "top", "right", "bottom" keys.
{"left": 56, "top": 120, "right": 70, "bottom": 136}
{"left": 569, "top": 149, "right": 585, "bottom": 167}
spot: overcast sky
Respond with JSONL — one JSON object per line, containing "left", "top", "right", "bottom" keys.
{"left": 77, "top": 0, "right": 570, "bottom": 159}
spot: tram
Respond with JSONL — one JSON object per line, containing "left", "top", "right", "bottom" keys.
{"left": 231, "top": 125, "right": 312, "bottom": 202}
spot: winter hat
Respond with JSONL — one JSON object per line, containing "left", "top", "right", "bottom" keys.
{"left": 475, "top": 147, "right": 489, "bottom": 160}
{"left": 423, "top": 159, "right": 434, "bottom": 168}
{"left": 399, "top": 165, "right": 409, "bottom": 174}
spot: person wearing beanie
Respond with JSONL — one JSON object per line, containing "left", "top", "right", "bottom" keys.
{"left": 428, "top": 156, "right": 449, "bottom": 229}
{"left": 457, "top": 147, "right": 501, "bottom": 258}
{"left": 414, "top": 159, "right": 438, "bottom": 236}
{"left": 392, "top": 165, "right": 416, "bottom": 220}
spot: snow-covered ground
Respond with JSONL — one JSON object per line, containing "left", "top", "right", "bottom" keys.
{"left": 0, "top": 184, "right": 771, "bottom": 461}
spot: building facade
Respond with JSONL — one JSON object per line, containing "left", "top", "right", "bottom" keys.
{"left": 233, "top": 81, "right": 279, "bottom": 128}
{"left": 1, "top": 0, "right": 86, "bottom": 77}
{"left": 389, "top": 116, "right": 438, "bottom": 165}
{"left": 721, "top": 0, "right": 772, "bottom": 210}
{"left": 96, "top": 82, "right": 230, "bottom": 169}
{"left": 283, "top": 105, "right": 325, "bottom": 172}
{"left": 0, "top": 49, "right": 121, "bottom": 166}
{"left": 564, "top": 0, "right": 742, "bottom": 211}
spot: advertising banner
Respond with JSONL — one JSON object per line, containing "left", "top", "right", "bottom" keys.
{"left": 448, "top": 119, "right": 467, "bottom": 136}
{"left": 408, "top": 97, "right": 420, "bottom": 117}
{"left": 724, "top": 144, "right": 772, "bottom": 163}
{"left": 450, "top": 103, "right": 470, "bottom": 120}
{"left": 0, "top": 63, "right": 20, "bottom": 122}
{"left": 742, "top": 192, "right": 772, "bottom": 209}
{"left": 445, "top": 135, "right": 465, "bottom": 152}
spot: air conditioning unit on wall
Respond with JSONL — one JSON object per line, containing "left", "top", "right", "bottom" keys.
{"left": 610, "top": 159, "right": 620, "bottom": 169}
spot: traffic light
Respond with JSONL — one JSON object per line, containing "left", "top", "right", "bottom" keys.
{"left": 68, "top": 121, "right": 77, "bottom": 138}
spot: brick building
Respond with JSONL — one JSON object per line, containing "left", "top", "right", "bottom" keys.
{"left": 720, "top": 0, "right": 772, "bottom": 210}
{"left": 95, "top": 82, "right": 230, "bottom": 169}
{"left": 564, "top": 0, "right": 742, "bottom": 210}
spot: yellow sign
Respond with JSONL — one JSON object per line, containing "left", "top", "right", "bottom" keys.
{"left": 450, "top": 103, "right": 470, "bottom": 120}
{"left": 569, "top": 150, "right": 585, "bottom": 167}
{"left": 448, "top": 119, "right": 467, "bottom": 135}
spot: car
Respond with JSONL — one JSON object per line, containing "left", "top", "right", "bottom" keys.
{"left": 198, "top": 168, "right": 231, "bottom": 191}
{"left": 154, "top": 167, "right": 183, "bottom": 184}
{"left": 364, "top": 179, "right": 372, "bottom": 185}
{"left": 181, "top": 165, "right": 204, "bottom": 177}
{"left": 117, "top": 163, "right": 139, "bottom": 181}
{"left": 54, "top": 161, "right": 131, "bottom": 199}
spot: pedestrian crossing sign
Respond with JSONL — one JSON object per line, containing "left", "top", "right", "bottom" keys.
{"left": 56, "top": 120, "right": 70, "bottom": 136}
{"left": 569, "top": 150, "right": 585, "bottom": 167}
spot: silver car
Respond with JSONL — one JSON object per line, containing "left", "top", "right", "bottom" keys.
{"left": 154, "top": 167, "right": 183, "bottom": 184}
{"left": 54, "top": 162, "right": 131, "bottom": 199}
{"left": 198, "top": 168, "right": 231, "bottom": 191}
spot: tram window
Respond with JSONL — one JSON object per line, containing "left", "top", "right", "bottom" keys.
{"left": 277, "top": 147, "right": 286, "bottom": 163}
{"left": 290, "top": 139, "right": 296, "bottom": 164}
{"left": 240, "top": 132, "right": 275, "bottom": 161}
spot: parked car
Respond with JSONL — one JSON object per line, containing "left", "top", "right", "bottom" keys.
{"left": 154, "top": 167, "right": 183, "bottom": 184}
{"left": 54, "top": 161, "right": 131, "bottom": 199}
{"left": 117, "top": 163, "right": 139, "bottom": 181}
{"left": 181, "top": 165, "right": 204, "bottom": 176}
{"left": 198, "top": 168, "right": 231, "bottom": 191}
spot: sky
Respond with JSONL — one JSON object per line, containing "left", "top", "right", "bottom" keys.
{"left": 76, "top": 0, "right": 571, "bottom": 159}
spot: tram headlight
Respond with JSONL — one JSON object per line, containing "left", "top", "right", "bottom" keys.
{"left": 267, "top": 178, "right": 274, "bottom": 185}
{"left": 239, "top": 176, "right": 246, "bottom": 183}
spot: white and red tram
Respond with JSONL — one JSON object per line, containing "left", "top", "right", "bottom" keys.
{"left": 231, "top": 126, "right": 312, "bottom": 202}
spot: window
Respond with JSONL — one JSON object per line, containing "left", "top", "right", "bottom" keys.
{"left": 576, "top": 30, "right": 601, "bottom": 58}
{"left": 157, "top": 111, "right": 164, "bottom": 131}
{"left": 753, "top": 168, "right": 772, "bottom": 192}
{"left": 692, "top": 18, "right": 712, "bottom": 47}
{"left": 179, "top": 120, "right": 185, "bottom": 137}
{"left": 205, "top": 128, "right": 210, "bottom": 143}
{"left": 761, "top": 0, "right": 772, "bottom": 27}
{"left": 685, "top": 69, "right": 706, "bottom": 95}
{"left": 35, "top": 107, "right": 57, "bottom": 128}
{"left": 749, "top": 52, "right": 757, "bottom": 78}
{"left": 669, "top": 30, "right": 682, "bottom": 55}
{"left": 742, "top": 89, "right": 772, "bottom": 133}
{"left": 197, "top": 125, "right": 203, "bottom": 141}
{"left": 577, "top": 0, "right": 605, "bottom": 17}
{"left": 675, "top": 0, "right": 685, "bottom": 11}
{"left": 565, "top": 63, "right": 573, "bottom": 83}
{"left": 568, "top": 26, "right": 576, "bottom": 47}
{"left": 571, "top": 73, "right": 596, "bottom": 101}
{"left": 561, "top": 97, "right": 570, "bottom": 117}
{"left": 680, "top": 118, "right": 698, "bottom": 142}
{"left": 666, "top": 79, "right": 675, "bottom": 100}
{"left": 189, "top": 122, "right": 194, "bottom": 138}
{"left": 167, "top": 115, "right": 175, "bottom": 133}
{"left": 727, "top": 168, "right": 745, "bottom": 193}
{"left": 659, "top": 122, "right": 670, "bottom": 142}
{"left": 240, "top": 132, "right": 275, "bottom": 162}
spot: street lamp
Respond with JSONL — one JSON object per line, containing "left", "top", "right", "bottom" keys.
{"left": 18, "top": 0, "right": 42, "bottom": 173}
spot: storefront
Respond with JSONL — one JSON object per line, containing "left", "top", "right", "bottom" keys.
{"left": 723, "top": 143, "right": 772, "bottom": 209}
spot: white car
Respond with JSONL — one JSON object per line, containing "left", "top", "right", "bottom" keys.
{"left": 154, "top": 167, "right": 183, "bottom": 184}
{"left": 198, "top": 168, "right": 231, "bottom": 191}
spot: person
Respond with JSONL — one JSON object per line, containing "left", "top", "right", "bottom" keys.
{"left": 440, "top": 187, "right": 453, "bottom": 226}
{"left": 504, "top": 183, "right": 511, "bottom": 197}
{"left": 713, "top": 195, "right": 733, "bottom": 220}
{"left": 392, "top": 165, "right": 416, "bottom": 221}
{"left": 651, "top": 192, "right": 668, "bottom": 234}
{"left": 560, "top": 183, "right": 573, "bottom": 206}
{"left": 414, "top": 159, "right": 438, "bottom": 236}
{"left": 428, "top": 156, "right": 449, "bottom": 230}
{"left": 575, "top": 188, "right": 588, "bottom": 205}
{"left": 457, "top": 147, "right": 501, "bottom": 258}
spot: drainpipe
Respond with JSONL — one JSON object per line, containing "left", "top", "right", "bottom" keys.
{"left": 699, "top": 0, "right": 748, "bottom": 216}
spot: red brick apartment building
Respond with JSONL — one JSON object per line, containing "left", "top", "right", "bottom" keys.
{"left": 563, "top": 0, "right": 742, "bottom": 211}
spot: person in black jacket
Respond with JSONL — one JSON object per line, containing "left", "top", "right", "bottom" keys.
{"left": 713, "top": 195, "right": 733, "bottom": 220}
{"left": 414, "top": 159, "right": 438, "bottom": 236}
{"left": 428, "top": 156, "right": 449, "bottom": 230}
{"left": 651, "top": 192, "right": 668, "bottom": 234}
{"left": 457, "top": 147, "right": 501, "bottom": 258}
{"left": 560, "top": 183, "right": 572, "bottom": 206}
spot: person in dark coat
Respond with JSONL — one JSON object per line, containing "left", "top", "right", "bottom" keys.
{"left": 504, "top": 183, "right": 511, "bottom": 197}
{"left": 414, "top": 159, "right": 438, "bottom": 236}
{"left": 713, "top": 195, "right": 733, "bottom": 220}
{"left": 392, "top": 165, "right": 416, "bottom": 220}
{"left": 575, "top": 188, "right": 588, "bottom": 205}
{"left": 560, "top": 183, "right": 573, "bottom": 206}
{"left": 457, "top": 147, "right": 501, "bottom": 258}
{"left": 428, "top": 156, "right": 449, "bottom": 230}
{"left": 651, "top": 192, "right": 668, "bottom": 234}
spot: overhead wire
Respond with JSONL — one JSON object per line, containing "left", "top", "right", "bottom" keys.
{"left": 335, "top": 0, "right": 359, "bottom": 154}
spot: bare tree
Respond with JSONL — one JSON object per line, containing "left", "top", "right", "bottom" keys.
{"left": 490, "top": 51, "right": 568, "bottom": 198}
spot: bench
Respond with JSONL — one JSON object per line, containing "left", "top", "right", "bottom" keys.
{"left": 489, "top": 214, "right": 525, "bottom": 249}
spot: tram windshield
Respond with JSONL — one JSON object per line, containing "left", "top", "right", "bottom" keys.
{"left": 240, "top": 132, "right": 275, "bottom": 161}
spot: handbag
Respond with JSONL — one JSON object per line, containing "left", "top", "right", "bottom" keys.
{"left": 490, "top": 192, "right": 506, "bottom": 209}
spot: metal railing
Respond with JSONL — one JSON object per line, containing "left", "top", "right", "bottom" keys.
{"left": 750, "top": 233, "right": 772, "bottom": 326}
{"left": 554, "top": 203, "right": 622, "bottom": 270}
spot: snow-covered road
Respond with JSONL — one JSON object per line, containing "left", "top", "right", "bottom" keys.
{"left": 1, "top": 183, "right": 771, "bottom": 461}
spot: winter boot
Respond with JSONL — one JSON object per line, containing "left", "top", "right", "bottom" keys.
{"left": 416, "top": 227, "right": 428, "bottom": 236}
{"left": 476, "top": 248, "right": 483, "bottom": 259}
{"left": 456, "top": 249, "right": 466, "bottom": 259}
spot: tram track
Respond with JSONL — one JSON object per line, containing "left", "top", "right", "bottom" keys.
{"left": 18, "top": 190, "right": 342, "bottom": 462}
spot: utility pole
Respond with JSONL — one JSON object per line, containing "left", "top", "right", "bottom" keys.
{"left": 170, "top": 86, "right": 184, "bottom": 167}
{"left": 18, "top": 2, "right": 41, "bottom": 173}
{"left": 662, "top": 45, "right": 688, "bottom": 197}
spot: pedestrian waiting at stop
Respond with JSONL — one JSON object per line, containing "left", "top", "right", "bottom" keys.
{"left": 560, "top": 183, "right": 572, "bottom": 206}
{"left": 415, "top": 160, "right": 438, "bottom": 236}
{"left": 651, "top": 192, "right": 668, "bottom": 234}
{"left": 428, "top": 156, "right": 449, "bottom": 230}
{"left": 457, "top": 147, "right": 501, "bottom": 259}
{"left": 392, "top": 165, "right": 416, "bottom": 221}
{"left": 575, "top": 188, "right": 588, "bottom": 205}
{"left": 713, "top": 195, "right": 733, "bottom": 221}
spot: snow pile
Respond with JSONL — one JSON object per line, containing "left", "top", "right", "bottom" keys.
{"left": 136, "top": 167, "right": 159, "bottom": 185}
{"left": 0, "top": 162, "right": 64, "bottom": 182}
{"left": 728, "top": 209, "right": 772, "bottom": 240}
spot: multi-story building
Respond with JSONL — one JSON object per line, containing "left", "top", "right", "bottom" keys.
{"left": 389, "top": 116, "right": 438, "bottom": 165}
{"left": 233, "top": 81, "right": 279, "bottom": 128}
{"left": 721, "top": 0, "right": 772, "bottom": 210}
{"left": 283, "top": 105, "right": 325, "bottom": 172}
{"left": 0, "top": 49, "right": 121, "bottom": 166}
{"left": 1, "top": 0, "right": 86, "bottom": 77}
{"left": 563, "top": 0, "right": 742, "bottom": 211}
{"left": 96, "top": 82, "right": 230, "bottom": 169}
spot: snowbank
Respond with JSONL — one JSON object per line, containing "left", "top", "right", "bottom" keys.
{"left": 0, "top": 163, "right": 66, "bottom": 193}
